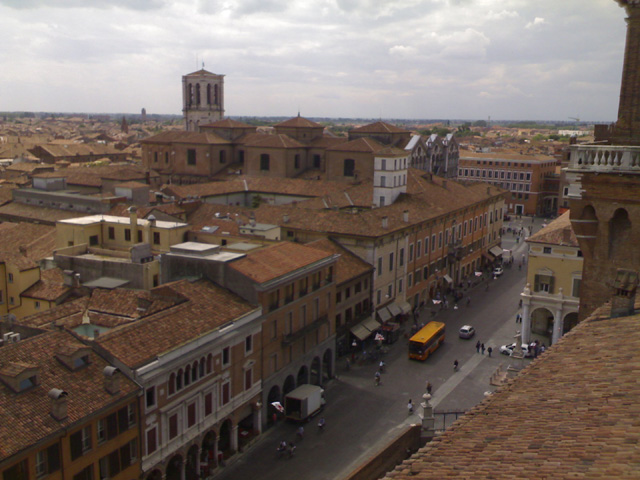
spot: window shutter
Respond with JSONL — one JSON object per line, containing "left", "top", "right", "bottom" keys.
{"left": 118, "top": 407, "right": 128, "bottom": 433}
{"left": 549, "top": 276, "right": 555, "bottom": 294}
{"left": 70, "top": 431, "right": 82, "bottom": 461}
{"left": 109, "top": 450, "right": 121, "bottom": 476}
{"left": 106, "top": 412, "right": 118, "bottom": 440}
{"left": 534, "top": 274, "right": 540, "bottom": 292}
{"left": 120, "top": 443, "right": 131, "bottom": 467}
{"left": 47, "top": 443, "right": 61, "bottom": 473}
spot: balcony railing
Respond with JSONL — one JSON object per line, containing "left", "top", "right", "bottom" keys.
{"left": 567, "top": 145, "right": 640, "bottom": 173}
{"left": 281, "top": 314, "right": 329, "bottom": 347}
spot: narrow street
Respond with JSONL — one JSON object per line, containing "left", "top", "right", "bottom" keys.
{"left": 214, "top": 216, "right": 545, "bottom": 480}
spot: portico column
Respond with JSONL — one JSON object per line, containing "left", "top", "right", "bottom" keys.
{"left": 180, "top": 458, "right": 186, "bottom": 480}
{"left": 521, "top": 284, "right": 532, "bottom": 344}
{"left": 552, "top": 308, "right": 564, "bottom": 345}
{"left": 195, "top": 448, "right": 201, "bottom": 476}
{"left": 231, "top": 425, "right": 239, "bottom": 452}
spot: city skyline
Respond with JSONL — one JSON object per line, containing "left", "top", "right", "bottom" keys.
{"left": 0, "top": 0, "right": 627, "bottom": 121}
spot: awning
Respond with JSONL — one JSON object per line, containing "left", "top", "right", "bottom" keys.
{"left": 489, "top": 246, "right": 503, "bottom": 257}
{"left": 387, "top": 303, "right": 402, "bottom": 317}
{"left": 398, "top": 301, "right": 412, "bottom": 315}
{"left": 482, "top": 252, "right": 493, "bottom": 261}
{"left": 361, "top": 316, "right": 381, "bottom": 332}
{"left": 377, "top": 307, "right": 392, "bottom": 323}
{"left": 350, "top": 316, "right": 381, "bottom": 341}
{"left": 443, "top": 274, "right": 453, "bottom": 284}
{"left": 350, "top": 323, "right": 372, "bottom": 341}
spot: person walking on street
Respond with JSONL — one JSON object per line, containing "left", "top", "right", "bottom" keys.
{"left": 476, "top": 340, "right": 481, "bottom": 353}
{"left": 488, "top": 346, "right": 493, "bottom": 357}
{"left": 375, "top": 371, "right": 381, "bottom": 386}
{"left": 481, "top": 343, "right": 485, "bottom": 355}
{"left": 407, "top": 399, "right": 414, "bottom": 415}
{"left": 297, "top": 426, "right": 304, "bottom": 440}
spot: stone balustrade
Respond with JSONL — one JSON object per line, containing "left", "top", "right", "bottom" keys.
{"left": 567, "top": 145, "right": 640, "bottom": 173}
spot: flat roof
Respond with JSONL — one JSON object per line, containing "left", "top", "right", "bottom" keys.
{"left": 58, "top": 214, "right": 187, "bottom": 229}
{"left": 83, "top": 277, "right": 130, "bottom": 289}
{"left": 226, "top": 242, "right": 261, "bottom": 252}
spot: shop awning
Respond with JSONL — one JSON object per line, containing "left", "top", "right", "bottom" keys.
{"left": 489, "top": 246, "right": 503, "bottom": 257}
{"left": 482, "top": 252, "right": 493, "bottom": 261}
{"left": 377, "top": 307, "right": 392, "bottom": 323}
{"left": 387, "top": 303, "right": 402, "bottom": 317}
{"left": 443, "top": 274, "right": 453, "bottom": 284}
{"left": 361, "top": 315, "right": 381, "bottom": 332}
{"left": 398, "top": 301, "right": 412, "bottom": 315}
{"left": 350, "top": 323, "right": 372, "bottom": 341}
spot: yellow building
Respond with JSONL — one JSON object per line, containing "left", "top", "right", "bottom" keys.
{"left": 521, "top": 211, "right": 582, "bottom": 345}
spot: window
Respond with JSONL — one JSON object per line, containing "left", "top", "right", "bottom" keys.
{"left": 409, "top": 244, "right": 414, "bottom": 261}
{"left": 108, "top": 227, "right": 115, "bottom": 240}
{"left": 187, "top": 402, "right": 197, "bottom": 428}
{"left": 381, "top": 159, "right": 386, "bottom": 170}
{"left": 416, "top": 240, "right": 421, "bottom": 258}
{"left": 36, "top": 444, "right": 61, "bottom": 478}
{"left": 153, "top": 231, "right": 160, "bottom": 245}
{"left": 260, "top": 153, "right": 270, "bottom": 171}
{"left": 344, "top": 158, "right": 355, "bottom": 177}
{"left": 204, "top": 392, "right": 213, "bottom": 416}
{"left": 399, "top": 248, "right": 404, "bottom": 266}
{"left": 245, "top": 368, "right": 253, "bottom": 390}
{"left": 187, "top": 148, "right": 196, "bottom": 166}
{"left": 145, "top": 386, "right": 156, "bottom": 409}
{"left": 294, "top": 154, "right": 300, "bottom": 169}
{"left": 543, "top": 247, "right": 552, "bottom": 254}
{"left": 73, "top": 465, "right": 93, "bottom": 480}
{"left": 8, "top": 273, "right": 13, "bottom": 283}
{"left": 572, "top": 278, "right": 582, "bottom": 298}
{"left": 408, "top": 273, "right": 413, "bottom": 287}
{"left": 70, "top": 426, "right": 92, "bottom": 461}
{"left": 398, "top": 279, "right": 403, "bottom": 293}
{"left": 137, "top": 230, "right": 143, "bottom": 243}
{"left": 245, "top": 334, "right": 253, "bottom": 354}
{"left": 222, "top": 347, "right": 230, "bottom": 367}
{"left": 431, "top": 234, "right": 436, "bottom": 252}
{"left": 165, "top": 152, "right": 169, "bottom": 164}
{"left": 423, "top": 266, "right": 429, "bottom": 280}
{"left": 154, "top": 152, "right": 158, "bottom": 163}
{"left": 35, "top": 301, "right": 41, "bottom": 310}
{"left": 221, "top": 380, "right": 230, "bottom": 406}
{"left": 97, "top": 418, "right": 106, "bottom": 444}
{"left": 438, "top": 232, "right": 442, "bottom": 248}
{"left": 169, "top": 413, "right": 179, "bottom": 439}
{"left": 124, "top": 229, "right": 131, "bottom": 241}
{"left": 389, "top": 252, "right": 394, "bottom": 272}
{"left": 146, "top": 427, "right": 157, "bottom": 455}
{"left": 377, "top": 257, "right": 382, "bottom": 276}
{"left": 220, "top": 150, "right": 226, "bottom": 163}
{"left": 534, "top": 274, "right": 554, "bottom": 293}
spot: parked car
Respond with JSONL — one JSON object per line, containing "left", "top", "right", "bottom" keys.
{"left": 459, "top": 325, "right": 476, "bottom": 339}
{"left": 499, "top": 342, "right": 533, "bottom": 358}
{"left": 493, "top": 267, "right": 504, "bottom": 277}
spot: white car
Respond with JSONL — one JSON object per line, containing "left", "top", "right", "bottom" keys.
{"left": 493, "top": 267, "right": 504, "bottom": 277}
{"left": 459, "top": 325, "right": 476, "bottom": 339}
{"left": 499, "top": 342, "right": 534, "bottom": 358}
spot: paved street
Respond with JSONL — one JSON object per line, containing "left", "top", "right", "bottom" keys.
{"left": 214, "top": 216, "right": 547, "bottom": 480}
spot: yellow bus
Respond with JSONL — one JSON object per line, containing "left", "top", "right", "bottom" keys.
{"left": 408, "top": 321, "right": 446, "bottom": 361}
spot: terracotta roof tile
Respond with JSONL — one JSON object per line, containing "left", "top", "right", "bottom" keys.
{"left": 21, "top": 268, "right": 70, "bottom": 301}
{"left": 19, "top": 297, "right": 90, "bottom": 329}
{"left": 383, "top": 307, "right": 640, "bottom": 479}
{"left": 527, "top": 211, "right": 578, "bottom": 247}
{"left": 140, "top": 130, "right": 229, "bottom": 145}
{"left": 0, "top": 330, "right": 139, "bottom": 461}
{"left": 307, "top": 238, "right": 373, "bottom": 285}
{"left": 326, "top": 137, "right": 387, "bottom": 153}
{"left": 0, "top": 202, "right": 88, "bottom": 224}
{"left": 230, "top": 242, "right": 334, "bottom": 284}
{"left": 245, "top": 134, "right": 305, "bottom": 149}
{"left": 275, "top": 116, "right": 323, "bottom": 128}
{"left": 350, "top": 121, "right": 410, "bottom": 134}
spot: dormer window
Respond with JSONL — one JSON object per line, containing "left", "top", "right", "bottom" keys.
{"left": 0, "top": 362, "right": 40, "bottom": 393}
{"left": 55, "top": 343, "right": 92, "bottom": 371}
{"left": 73, "top": 355, "right": 90, "bottom": 369}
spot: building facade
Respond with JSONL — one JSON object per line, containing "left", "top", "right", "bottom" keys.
{"left": 183, "top": 69, "right": 225, "bottom": 132}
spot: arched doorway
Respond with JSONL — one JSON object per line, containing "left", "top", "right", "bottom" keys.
{"left": 310, "top": 356, "right": 321, "bottom": 385}
{"left": 267, "top": 385, "right": 281, "bottom": 426}
{"left": 283, "top": 375, "right": 296, "bottom": 395}
{"left": 218, "top": 419, "right": 233, "bottom": 459}
{"left": 531, "top": 307, "right": 554, "bottom": 342}
{"left": 563, "top": 312, "right": 579, "bottom": 335}
{"left": 322, "top": 349, "right": 333, "bottom": 382}
{"left": 609, "top": 208, "right": 632, "bottom": 260}
{"left": 297, "top": 365, "right": 309, "bottom": 386}
{"left": 201, "top": 431, "right": 217, "bottom": 476}
{"left": 186, "top": 445, "right": 199, "bottom": 480}
{"left": 146, "top": 469, "right": 162, "bottom": 480}
{"left": 166, "top": 455, "right": 183, "bottom": 480}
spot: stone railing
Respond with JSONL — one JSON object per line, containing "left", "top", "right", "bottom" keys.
{"left": 566, "top": 145, "right": 640, "bottom": 173}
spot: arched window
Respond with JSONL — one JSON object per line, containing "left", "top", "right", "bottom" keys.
{"left": 195, "top": 84, "right": 201, "bottom": 105}
{"left": 609, "top": 208, "right": 632, "bottom": 259}
{"left": 199, "top": 358, "right": 205, "bottom": 377}
{"left": 206, "top": 354, "right": 213, "bottom": 374}
{"left": 188, "top": 84, "right": 193, "bottom": 107}
{"left": 169, "top": 373, "right": 176, "bottom": 395}
{"left": 344, "top": 159, "right": 355, "bottom": 177}
{"left": 214, "top": 85, "right": 219, "bottom": 105}
{"left": 206, "top": 84, "right": 212, "bottom": 105}
{"left": 192, "top": 361, "right": 198, "bottom": 382}
{"left": 176, "top": 370, "right": 183, "bottom": 390}
{"left": 185, "top": 365, "right": 191, "bottom": 386}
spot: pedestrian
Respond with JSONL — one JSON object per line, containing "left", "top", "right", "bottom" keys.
{"left": 476, "top": 340, "right": 481, "bottom": 353}
{"left": 407, "top": 399, "right": 414, "bottom": 415}
{"left": 488, "top": 346, "right": 493, "bottom": 357}
{"left": 515, "top": 313, "right": 520, "bottom": 323}
{"left": 379, "top": 360, "right": 385, "bottom": 373}
{"left": 481, "top": 343, "right": 485, "bottom": 355}
{"left": 375, "top": 370, "right": 381, "bottom": 386}
{"left": 272, "top": 412, "right": 278, "bottom": 424}
{"left": 297, "top": 426, "right": 304, "bottom": 440}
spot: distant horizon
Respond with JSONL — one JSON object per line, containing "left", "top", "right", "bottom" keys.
{"left": 0, "top": 111, "right": 610, "bottom": 126}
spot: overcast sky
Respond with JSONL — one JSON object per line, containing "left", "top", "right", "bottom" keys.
{"left": 0, "top": 0, "right": 630, "bottom": 121}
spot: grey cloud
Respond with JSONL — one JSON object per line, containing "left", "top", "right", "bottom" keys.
{"left": 0, "top": 0, "right": 165, "bottom": 10}
{"left": 197, "top": 0, "right": 290, "bottom": 16}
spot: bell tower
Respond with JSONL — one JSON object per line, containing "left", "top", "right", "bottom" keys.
{"left": 612, "top": 0, "right": 640, "bottom": 144}
{"left": 182, "top": 68, "right": 224, "bottom": 132}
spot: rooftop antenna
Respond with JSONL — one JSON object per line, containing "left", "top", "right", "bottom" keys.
{"left": 298, "top": 106, "right": 300, "bottom": 117}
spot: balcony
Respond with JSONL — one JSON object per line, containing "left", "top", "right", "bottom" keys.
{"left": 567, "top": 145, "right": 640, "bottom": 173}
{"left": 281, "top": 314, "right": 328, "bottom": 347}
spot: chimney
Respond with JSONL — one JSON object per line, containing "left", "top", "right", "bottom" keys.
{"left": 128, "top": 206, "right": 138, "bottom": 243}
{"left": 611, "top": 269, "right": 639, "bottom": 318}
{"left": 48, "top": 389, "right": 68, "bottom": 421}
{"left": 283, "top": 214, "right": 289, "bottom": 224}
{"left": 382, "top": 216, "right": 388, "bottom": 229}
{"left": 137, "top": 297, "right": 152, "bottom": 313}
{"left": 403, "top": 210, "right": 409, "bottom": 223}
{"left": 73, "top": 273, "right": 81, "bottom": 288}
{"left": 147, "top": 214, "right": 157, "bottom": 227}
{"left": 103, "top": 366, "right": 121, "bottom": 395}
